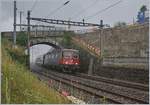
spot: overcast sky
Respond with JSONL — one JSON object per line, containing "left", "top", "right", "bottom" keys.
{"left": 0, "top": 0, "right": 149, "bottom": 32}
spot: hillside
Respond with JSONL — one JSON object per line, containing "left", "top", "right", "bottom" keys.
{"left": 1, "top": 39, "right": 71, "bottom": 104}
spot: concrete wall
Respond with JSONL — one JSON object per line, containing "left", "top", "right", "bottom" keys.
{"left": 77, "top": 23, "right": 149, "bottom": 58}
{"left": 1, "top": 31, "right": 65, "bottom": 38}
{"left": 102, "top": 24, "right": 149, "bottom": 58}
{"left": 75, "top": 23, "right": 149, "bottom": 69}
{"left": 71, "top": 40, "right": 149, "bottom": 84}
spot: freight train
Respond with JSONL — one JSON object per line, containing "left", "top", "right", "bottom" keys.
{"left": 36, "top": 48, "right": 80, "bottom": 73}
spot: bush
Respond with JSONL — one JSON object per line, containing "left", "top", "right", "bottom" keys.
{"left": 16, "top": 32, "right": 28, "bottom": 47}
{"left": 1, "top": 39, "right": 71, "bottom": 104}
{"left": 62, "top": 31, "right": 72, "bottom": 48}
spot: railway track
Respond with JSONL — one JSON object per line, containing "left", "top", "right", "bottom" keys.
{"left": 31, "top": 64, "right": 149, "bottom": 104}
{"left": 76, "top": 73, "right": 149, "bottom": 91}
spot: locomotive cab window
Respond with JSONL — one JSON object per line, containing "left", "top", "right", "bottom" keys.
{"left": 63, "top": 51, "right": 73, "bottom": 58}
{"left": 73, "top": 52, "right": 79, "bottom": 58}
{"left": 63, "top": 50, "right": 79, "bottom": 59}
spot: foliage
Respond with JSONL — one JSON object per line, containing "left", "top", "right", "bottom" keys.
{"left": 5, "top": 47, "right": 28, "bottom": 66}
{"left": 62, "top": 31, "right": 72, "bottom": 47}
{"left": 1, "top": 32, "right": 4, "bottom": 36}
{"left": 16, "top": 32, "right": 28, "bottom": 47}
{"left": 140, "top": 5, "right": 147, "bottom": 12}
{"left": 1, "top": 39, "right": 71, "bottom": 104}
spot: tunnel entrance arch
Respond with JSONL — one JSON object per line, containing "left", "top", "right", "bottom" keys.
{"left": 29, "top": 37, "right": 63, "bottom": 50}
{"left": 30, "top": 42, "right": 62, "bottom": 49}
{"left": 28, "top": 42, "right": 62, "bottom": 65}
{"left": 27, "top": 39, "right": 63, "bottom": 64}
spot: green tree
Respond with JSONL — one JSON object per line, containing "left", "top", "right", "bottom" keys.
{"left": 16, "top": 32, "right": 28, "bottom": 47}
{"left": 140, "top": 5, "right": 147, "bottom": 13}
{"left": 62, "top": 31, "right": 72, "bottom": 46}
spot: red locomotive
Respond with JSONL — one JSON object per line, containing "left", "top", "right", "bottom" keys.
{"left": 36, "top": 48, "right": 80, "bottom": 73}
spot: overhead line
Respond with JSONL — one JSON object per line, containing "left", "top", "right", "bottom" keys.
{"left": 71, "top": 0, "right": 99, "bottom": 20}
{"left": 30, "top": 17, "right": 100, "bottom": 27}
{"left": 45, "top": 5, "right": 64, "bottom": 18}
{"left": 35, "top": 1, "right": 64, "bottom": 25}
{"left": 85, "top": 0, "right": 123, "bottom": 20}
{"left": 45, "top": 0, "right": 70, "bottom": 18}
{"left": 35, "top": 0, "right": 70, "bottom": 25}
{"left": 30, "top": 0, "right": 38, "bottom": 12}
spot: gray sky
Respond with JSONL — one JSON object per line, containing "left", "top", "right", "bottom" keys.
{"left": 0, "top": 0, "right": 149, "bottom": 32}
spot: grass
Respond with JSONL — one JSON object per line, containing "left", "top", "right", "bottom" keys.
{"left": 1, "top": 39, "right": 71, "bottom": 104}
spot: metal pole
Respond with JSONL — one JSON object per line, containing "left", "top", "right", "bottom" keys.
{"left": 68, "top": 18, "right": 71, "bottom": 31}
{"left": 99, "top": 28, "right": 101, "bottom": 58}
{"left": 42, "top": 26, "right": 44, "bottom": 36}
{"left": 88, "top": 58, "right": 93, "bottom": 75}
{"left": 100, "top": 20, "right": 103, "bottom": 59}
{"left": 13, "top": 0, "right": 17, "bottom": 46}
{"left": 55, "top": 28, "right": 56, "bottom": 45}
{"left": 82, "top": 19, "right": 85, "bottom": 25}
{"left": 48, "top": 27, "right": 50, "bottom": 36}
{"left": 27, "top": 10, "right": 31, "bottom": 70}
{"left": 101, "top": 20, "right": 103, "bottom": 58}
{"left": 36, "top": 27, "right": 37, "bottom": 37}
{"left": 20, "top": 11, "right": 23, "bottom": 31}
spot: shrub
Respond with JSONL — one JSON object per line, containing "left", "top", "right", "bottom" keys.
{"left": 16, "top": 32, "right": 28, "bottom": 47}
{"left": 1, "top": 39, "right": 71, "bottom": 104}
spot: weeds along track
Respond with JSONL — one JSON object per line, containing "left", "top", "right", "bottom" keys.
{"left": 31, "top": 64, "right": 149, "bottom": 104}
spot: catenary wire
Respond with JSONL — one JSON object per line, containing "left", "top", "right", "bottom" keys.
{"left": 35, "top": 0, "right": 70, "bottom": 25}
{"left": 45, "top": 0, "right": 70, "bottom": 18}
{"left": 85, "top": 0, "right": 122, "bottom": 20}
{"left": 30, "top": 0, "right": 38, "bottom": 12}
{"left": 71, "top": 0, "right": 99, "bottom": 20}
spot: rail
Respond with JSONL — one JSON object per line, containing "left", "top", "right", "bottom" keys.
{"left": 31, "top": 64, "right": 149, "bottom": 104}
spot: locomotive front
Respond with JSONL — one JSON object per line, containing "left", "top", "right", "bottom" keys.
{"left": 59, "top": 49, "right": 80, "bottom": 72}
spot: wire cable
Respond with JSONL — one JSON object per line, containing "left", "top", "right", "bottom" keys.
{"left": 35, "top": 0, "right": 70, "bottom": 25}
{"left": 45, "top": 0, "right": 70, "bottom": 18}
{"left": 71, "top": 0, "right": 99, "bottom": 20}
{"left": 45, "top": 5, "right": 64, "bottom": 18}
{"left": 30, "top": 0, "right": 38, "bottom": 12}
{"left": 35, "top": 1, "right": 62, "bottom": 25}
{"left": 85, "top": 0, "right": 122, "bottom": 20}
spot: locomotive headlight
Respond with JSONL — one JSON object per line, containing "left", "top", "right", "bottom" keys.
{"left": 75, "top": 62, "right": 78, "bottom": 65}
{"left": 65, "top": 61, "right": 68, "bottom": 64}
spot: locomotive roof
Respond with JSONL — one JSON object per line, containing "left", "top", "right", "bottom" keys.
{"left": 45, "top": 48, "right": 79, "bottom": 54}
{"left": 62, "top": 49, "right": 79, "bottom": 52}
